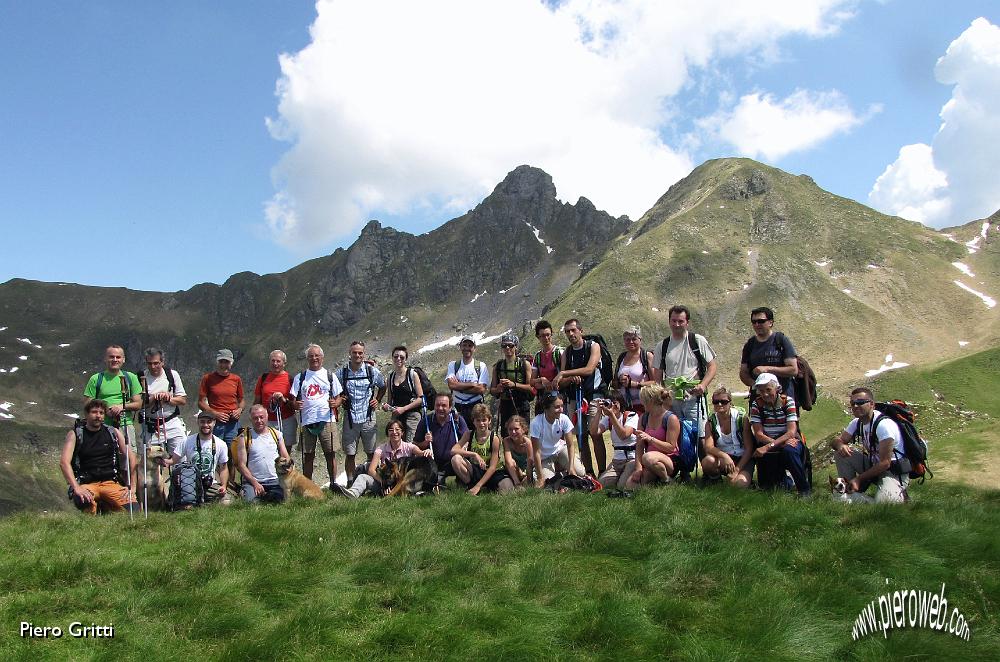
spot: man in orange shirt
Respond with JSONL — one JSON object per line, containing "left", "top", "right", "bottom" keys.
{"left": 198, "top": 349, "right": 245, "bottom": 444}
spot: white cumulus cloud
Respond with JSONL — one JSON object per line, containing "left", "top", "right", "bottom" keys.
{"left": 264, "top": 0, "right": 854, "bottom": 249}
{"left": 700, "top": 89, "right": 874, "bottom": 162}
{"left": 869, "top": 18, "right": 1000, "bottom": 227}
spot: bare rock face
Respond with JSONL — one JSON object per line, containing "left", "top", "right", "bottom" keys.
{"left": 749, "top": 194, "right": 791, "bottom": 244}
{"left": 724, "top": 169, "right": 771, "bottom": 200}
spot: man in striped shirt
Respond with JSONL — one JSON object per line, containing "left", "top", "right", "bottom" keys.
{"left": 749, "top": 373, "right": 810, "bottom": 495}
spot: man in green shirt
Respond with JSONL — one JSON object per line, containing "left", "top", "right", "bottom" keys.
{"left": 83, "top": 345, "right": 143, "bottom": 446}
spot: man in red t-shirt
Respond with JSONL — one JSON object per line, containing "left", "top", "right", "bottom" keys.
{"left": 253, "top": 349, "right": 297, "bottom": 451}
{"left": 530, "top": 320, "right": 562, "bottom": 416}
{"left": 198, "top": 348, "right": 245, "bottom": 444}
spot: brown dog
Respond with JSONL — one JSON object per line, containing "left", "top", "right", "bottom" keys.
{"left": 143, "top": 445, "right": 171, "bottom": 511}
{"left": 275, "top": 457, "right": 324, "bottom": 501}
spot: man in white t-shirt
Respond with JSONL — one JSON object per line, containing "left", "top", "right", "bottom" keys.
{"left": 235, "top": 404, "right": 290, "bottom": 503}
{"left": 446, "top": 336, "right": 490, "bottom": 429}
{"left": 831, "top": 387, "right": 908, "bottom": 504}
{"left": 163, "top": 411, "right": 230, "bottom": 504}
{"left": 140, "top": 347, "right": 188, "bottom": 455}
{"left": 656, "top": 305, "right": 717, "bottom": 436}
{"left": 290, "top": 344, "right": 343, "bottom": 483}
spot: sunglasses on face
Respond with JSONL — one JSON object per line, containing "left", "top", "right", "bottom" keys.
{"left": 851, "top": 399, "right": 872, "bottom": 406}
{"left": 392, "top": 354, "right": 406, "bottom": 360}
{"left": 501, "top": 344, "right": 515, "bottom": 349}
{"left": 712, "top": 399, "right": 730, "bottom": 406}
{"left": 751, "top": 318, "right": 770, "bottom": 325}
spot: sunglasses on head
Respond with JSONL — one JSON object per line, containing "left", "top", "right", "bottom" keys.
{"left": 712, "top": 399, "right": 731, "bottom": 406}
{"left": 851, "top": 399, "right": 872, "bottom": 406}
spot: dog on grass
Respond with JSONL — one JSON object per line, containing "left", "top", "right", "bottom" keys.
{"left": 378, "top": 456, "right": 437, "bottom": 496}
{"left": 829, "top": 476, "right": 848, "bottom": 495}
{"left": 143, "top": 445, "right": 171, "bottom": 511}
{"left": 275, "top": 457, "right": 325, "bottom": 501}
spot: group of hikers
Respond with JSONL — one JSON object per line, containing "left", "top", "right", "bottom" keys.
{"left": 61, "top": 305, "right": 923, "bottom": 513}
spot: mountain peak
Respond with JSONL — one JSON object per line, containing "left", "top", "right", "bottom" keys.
{"left": 491, "top": 165, "right": 556, "bottom": 202}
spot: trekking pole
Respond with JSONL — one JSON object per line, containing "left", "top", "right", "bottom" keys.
{"left": 120, "top": 412, "right": 135, "bottom": 523}
{"left": 576, "top": 388, "right": 586, "bottom": 470}
{"left": 421, "top": 396, "right": 431, "bottom": 437}
{"left": 138, "top": 374, "right": 149, "bottom": 519}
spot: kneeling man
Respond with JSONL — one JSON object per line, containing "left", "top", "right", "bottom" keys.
{"left": 235, "top": 404, "right": 290, "bottom": 503}
{"left": 60, "top": 399, "right": 138, "bottom": 514}
{"left": 831, "top": 387, "right": 909, "bottom": 503}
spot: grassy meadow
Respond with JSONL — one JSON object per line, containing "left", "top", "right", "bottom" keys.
{"left": 2, "top": 349, "right": 999, "bottom": 660}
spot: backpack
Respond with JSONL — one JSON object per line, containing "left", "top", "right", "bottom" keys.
{"left": 709, "top": 407, "right": 747, "bottom": 450}
{"left": 544, "top": 472, "right": 602, "bottom": 493}
{"left": 139, "top": 368, "right": 181, "bottom": 425}
{"left": 659, "top": 333, "right": 708, "bottom": 381}
{"left": 581, "top": 335, "right": 614, "bottom": 396}
{"left": 227, "top": 426, "right": 281, "bottom": 491}
{"left": 340, "top": 364, "right": 377, "bottom": 426}
{"left": 865, "top": 401, "right": 932, "bottom": 482}
{"left": 615, "top": 350, "right": 651, "bottom": 385}
{"left": 641, "top": 409, "right": 698, "bottom": 476}
{"left": 93, "top": 371, "right": 136, "bottom": 424}
{"left": 408, "top": 366, "right": 437, "bottom": 404}
{"left": 773, "top": 333, "right": 818, "bottom": 411}
{"left": 450, "top": 358, "right": 487, "bottom": 402}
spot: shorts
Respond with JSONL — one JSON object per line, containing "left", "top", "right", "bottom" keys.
{"left": 342, "top": 418, "right": 377, "bottom": 456}
{"left": 598, "top": 455, "right": 637, "bottom": 489}
{"left": 69, "top": 480, "right": 137, "bottom": 515}
{"left": 301, "top": 421, "right": 337, "bottom": 455}
{"left": 464, "top": 464, "right": 508, "bottom": 492}
{"left": 539, "top": 448, "right": 586, "bottom": 479}
{"left": 269, "top": 416, "right": 298, "bottom": 451}
{"left": 719, "top": 452, "right": 754, "bottom": 475}
{"left": 213, "top": 419, "right": 240, "bottom": 444}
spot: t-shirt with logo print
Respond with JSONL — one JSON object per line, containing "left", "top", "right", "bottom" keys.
{"left": 291, "top": 369, "right": 344, "bottom": 425}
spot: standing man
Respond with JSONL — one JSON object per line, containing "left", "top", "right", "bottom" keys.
{"left": 415, "top": 392, "right": 471, "bottom": 487}
{"left": 140, "top": 347, "right": 187, "bottom": 456}
{"left": 339, "top": 341, "right": 386, "bottom": 479}
{"left": 830, "top": 387, "right": 909, "bottom": 503}
{"left": 290, "top": 344, "right": 343, "bottom": 483}
{"left": 553, "top": 318, "right": 603, "bottom": 475}
{"left": 446, "top": 336, "right": 490, "bottom": 429}
{"left": 60, "top": 399, "right": 138, "bottom": 515}
{"left": 530, "top": 320, "right": 562, "bottom": 414}
{"left": 235, "top": 404, "right": 290, "bottom": 503}
{"left": 656, "top": 305, "right": 717, "bottom": 445}
{"left": 740, "top": 307, "right": 798, "bottom": 403}
{"left": 198, "top": 349, "right": 245, "bottom": 445}
{"left": 83, "top": 345, "right": 142, "bottom": 446}
{"left": 254, "top": 349, "right": 297, "bottom": 452}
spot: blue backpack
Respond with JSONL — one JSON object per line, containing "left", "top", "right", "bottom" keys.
{"left": 641, "top": 410, "right": 699, "bottom": 476}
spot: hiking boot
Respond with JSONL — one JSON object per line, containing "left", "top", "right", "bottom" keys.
{"left": 332, "top": 483, "right": 358, "bottom": 499}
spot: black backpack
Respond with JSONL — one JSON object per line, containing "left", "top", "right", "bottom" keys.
{"left": 408, "top": 366, "right": 437, "bottom": 404}
{"left": 544, "top": 472, "right": 602, "bottom": 493}
{"left": 865, "top": 401, "right": 932, "bottom": 482}
{"left": 582, "top": 335, "right": 614, "bottom": 396}
{"left": 340, "top": 364, "right": 377, "bottom": 426}
{"left": 773, "top": 333, "right": 818, "bottom": 411}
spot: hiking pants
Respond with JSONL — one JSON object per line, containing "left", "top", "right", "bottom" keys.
{"left": 756, "top": 442, "right": 810, "bottom": 494}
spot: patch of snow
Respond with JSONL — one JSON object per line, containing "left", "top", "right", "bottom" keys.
{"left": 16, "top": 337, "right": 31, "bottom": 344}
{"left": 982, "top": 222, "right": 990, "bottom": 239}
{"left": 742, "top": 284, "right": 749, "bottom": 290}
{"left": 470, "top": 290, "right": 487, "bottom": 303}
{"left": 842, "top": 289, "right": 852, "bottom": 294}
{"left": 954, "top": 281, "right": 996, "bottom": 308}
{"left": 0, "top": 402, "right": 12, "bottom": 411}
{"left": 59, "top": 343, "right": 71, "bottom": 348}
{"left": 651, "top": 307, "right": 659, "bottom": 312}
{"left": 417, "top": 329, "right": 511, "bottom": 354}
{"left": 498, "top": 283, "right": 519, "bottom": 294}
{"left": 18, "top": 356, "right": 27, "bottom": 361}
{"left": 9, "top": 367, "right": 18, "bottom": 374}
{"left": 701, "top": 250, "right": 709, "bottom": 254}
{"left": 68, "top": 387, "right": 73, "bottom": 392}
{"left": 958, "top": 341, "right": 969, "bottom": 347}
{"left": 865, "top": 358, "right": 910, "bottom": 377}
{"left": 0, "top": 412, "right": 13, "bottom": 420}
{"left": 719, "top": 205, "right": 725, "bottom": 209}
{"left": 952, "top": 262, "right": 975, "bottom": 277}
{"left": 626, "top": 236, "right": 634, "bottom": 246}
{"left": 27, "top": 401, "right": 37, "bottom": 405}
{"left": 524, "top": 222, "right": 554, "bottom": 254}
{"left": 400, "top": 316, "right": 408, "bottom": 323}
{"left": 0, "top": 369, "right": 6, "bottom": 373}
{"left": 64, "top": 413, "right": 80, "bottom": 419}
{"left": 0, "top": 326, "right": 6, "bottom": 331}
{"left": 33, "top": 344, "right": 41, "bottom": 349}
{"left": 814, "top": 260, "right": 829, "bottom": 267}
{"left": 965, "top": 236, "right": 981, "bottom": 254}
{"left": 746, "top": 250, "right": 752, "bottom": 256}
{"left": 866, "top": 264, "right": 879, "bottom": 269}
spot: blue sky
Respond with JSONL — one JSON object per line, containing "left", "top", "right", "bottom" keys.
{"left": 2, "top": 1, "right": 998, "bottom": 292}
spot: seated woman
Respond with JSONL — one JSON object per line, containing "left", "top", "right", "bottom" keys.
{"left": 627, "top": 385, "right": 681, "bottom": 488}
{"left": 614, "top": 325, "right": 657, "bottom": 414}
{"left": 530, "top": 392, "right": 586, "bottom": 480}
{"left": 452, "top": 404, "right": 514, "bottom": 494}
{"left": 334, "top": 419, "right": 433, "bottom": 498}
{"left": 588, "top": 390, "right": 639, "bottom": 489}
{"left": 501, "top": 415, "right": 537, "bottom": 489}
{"left": 701, "top": 386, "right": 753, "bottom": 488}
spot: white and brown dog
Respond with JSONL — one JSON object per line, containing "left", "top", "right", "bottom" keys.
{"left": 275, "top": 457, "right": 325, "bottom": 501}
